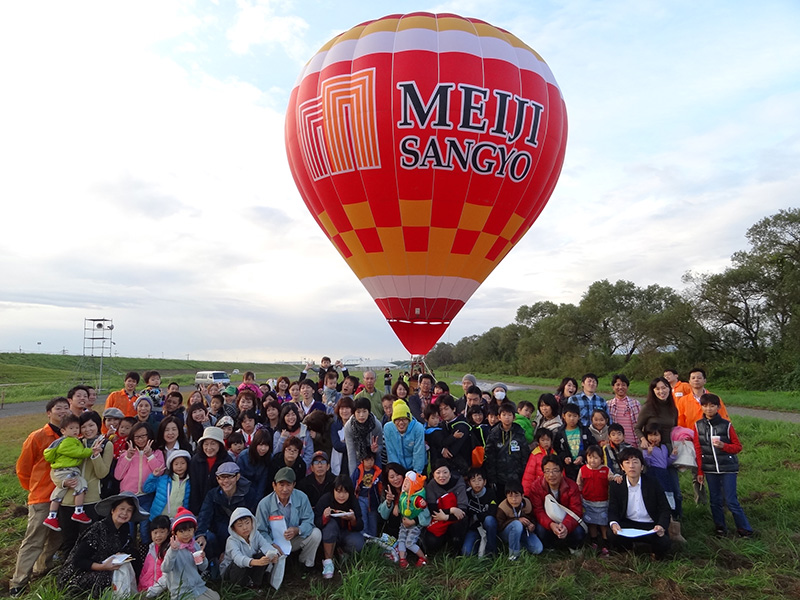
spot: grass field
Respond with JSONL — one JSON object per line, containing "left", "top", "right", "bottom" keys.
{"left": 2, "top": 411, "right": 799, "bottom": 599}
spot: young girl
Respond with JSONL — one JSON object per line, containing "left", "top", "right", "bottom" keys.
{"left": 535, "top": 393, "right": 563, "bottom": 432}
{"left": 330, "top": 397, "right": 354, "bottom": 476}
{"left": 161, "top": 508, "right": 218, "bottom": 600}
{"left": 187, "top": 427, "right": 232, "bottom": 515}
{"left": 236, "top": 409, "right": 259, "bottom": 447}
{"left": 144, "top": 449, "right": 191, "bottom": 520}
{"left": 186, "top": 403, "right": 213, "bottom": 451}
{"left": 227, "top": 432, "right": 246, "bottom": 460}
{"left": 642, "top": 423, "right": 679, "bottom": 515}
{"left": 237, "top": 429, "right": 272, "bottom": 507}
{"left": 589, "top": 409, "right": 610, "bottom": 446}
{"left": 237, "top": 372, "right": 263, "bottom": 401}
{"left": 272, "top": 402, "right": 313, "bottom": 471}
{"left": 314, "top": 475, "right": 365, "bottom": 579}
{"left": 139, "top": 514, "right": 171, "bottom": 594}
{"left": 576, "top": 445, "right": 612, "bottom": 555}
{"left": 522, "top": 428, "right": 558, "bottom": 499}
{"left": 208, "top": 395, "right": 225, "bottom": 423}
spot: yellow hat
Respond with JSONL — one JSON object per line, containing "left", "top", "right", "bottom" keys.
{"left": 391, "top": 399, "right": 412, "bottom": 422}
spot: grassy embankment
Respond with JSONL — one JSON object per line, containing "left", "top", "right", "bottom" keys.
{"left": 0, "top": 413, "right": 798, "bottom": 599}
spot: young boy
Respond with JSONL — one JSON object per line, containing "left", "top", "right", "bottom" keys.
{"left": 486, "top": 404, "right": 500, "bottom": 428}
{"left": 514, "top": 401, "right": 536, "bottom": 445}
{"left": 42, "top": 414, "right": 97, "bottom": 531}
{"left": 553, "top": 403, "right": 593, "bottom": 481}
{"left": 461, "top": 468, "right": 498, "bottom": 558}
{"left": 113, "top": 417, "right": 136, "bottom": 459}
{"left": 352, "top": 451, "right": 382, "bottom": 536}
{"left": 227, "top": 432, "right": 246, "bottom": 460}
{"left": 221, "top": 507, "right": 279, "bottom": 588}
{"left": 603, "top": 423, "right": 630, "bottom": 480}
{"left": 693, "top": 394, "right": 754, "bottom": 537}
{"left": 142, "top": 370, "right": 165, "bottom": 409}
{"left": 485, "top": 403, "right": 530, "bottom": 498}
{"left": 423, "top": 404, "right": 445, "bottom": 475}
{"left": 321, "top": 370, "right": 342, "bottom": 410}
{"left": 496, "top": 480, "right": 543, "bottom": 560}
{"left": 161, "top": 507, "right": 219, "bottom": 600}
{"left": 208, "top": 395, "right": 226, "bottom": 422}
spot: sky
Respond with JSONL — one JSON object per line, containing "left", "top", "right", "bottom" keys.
{"left": 1, "top": 0, "right": 798, "bottom": 364}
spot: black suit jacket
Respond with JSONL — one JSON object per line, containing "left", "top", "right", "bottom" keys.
{"left": 608, "top": 473, "right": 670, "bottom": 530}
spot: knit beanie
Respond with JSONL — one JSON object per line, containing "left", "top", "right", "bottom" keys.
{"left": 391, "top": 399, "right": 412, "bottom": 422}
{"left": 172, "top": 507, "right": 197, "bottom": 531}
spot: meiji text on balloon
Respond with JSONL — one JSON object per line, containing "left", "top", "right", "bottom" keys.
{"left": 396, "top": 82, "right": 545, "bottom": 182}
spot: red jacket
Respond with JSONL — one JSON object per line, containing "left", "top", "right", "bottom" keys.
{"left": 522, "top": 446, "right": 557, "bottom": 500}
{"left": 530, "top": 475, "right": 583, "bottom": 534}
{"left": 16, "top": 423, "right": 60, "bottom": 505}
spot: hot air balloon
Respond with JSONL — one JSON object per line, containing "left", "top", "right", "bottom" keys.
{"left": 285, "top": 12, "right": 567, "bottom": 355}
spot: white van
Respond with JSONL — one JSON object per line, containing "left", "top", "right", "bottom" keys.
{"left": 195, "top": 371, "right": 230, "bottom": 387}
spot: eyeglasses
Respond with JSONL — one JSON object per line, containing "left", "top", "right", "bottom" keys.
{"left": 133, "top": 434, "right": 149, "bottom": 440}
{"left": 216, "top": 474, "right": 236, "bottom": 480}
{"left": 312, "top": 460, "right": 328, "bottom": 465}
{"left": 542, "top": 469, "right": 561, "bottom": 475}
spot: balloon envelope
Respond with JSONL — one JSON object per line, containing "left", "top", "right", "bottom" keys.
{"left": 285, "top": 12, "right": 567, "bottom": 355}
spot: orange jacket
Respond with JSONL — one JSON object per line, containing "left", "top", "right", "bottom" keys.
{"left": 16, "top": 423, "right": 60, "bottom": 505}
{"left": 105, "top": 388, "right": 137, "bottom": 418}
{"left": 671, "top": 382, "right": 692, "bottom": 401}
{"left": 676, "top": 390, "right": 729, "bottom": 429}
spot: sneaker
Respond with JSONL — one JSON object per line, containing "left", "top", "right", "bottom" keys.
{"left": 9, "top": 587, "right": 25, "bottom": 597}
{"left": 399, "top": 558, "right": 409, "bottom": 569}
{"left": 72, "top": 511, "right": 92, "bottom": 524}
{"left": 43, "top": 516, "right": 61, "bottom": 531}
{"left": 322, "top": 559, "right": 334, "bottom": 579}
{"left": 416, "top": 556, "right": 428, "bottom": 567}
{"left": 714, "top": 526, "right": 727, "bottom": 537}
{"left": 737, "top": 528, "right": 754, "bottom": 538}
{"left": 508, "top": 552, "right": 519, "bottom": 562}
{"left": 600, "top": 547, "right": 610, "bottom": 556}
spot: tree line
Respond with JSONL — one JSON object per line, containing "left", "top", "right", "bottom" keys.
{"left": 426, "top": 208, "right": 800, "bottom": 391}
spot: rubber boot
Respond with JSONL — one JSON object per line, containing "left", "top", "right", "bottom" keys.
{"left": 669, "top": 518, "right": 686, "bottom": 544}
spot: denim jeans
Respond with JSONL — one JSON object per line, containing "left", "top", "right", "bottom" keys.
{"left": 535, "top": 522, "right": 585, "bottom": 549}
{"left": 500, "top": 520, "right": 543, "bottom": 555}
{"left": 358, "top": 496, "right": 378, "bottom": 537}
{"left": 705, "top": 473, "right": 751, "bottom": 532}
{"left": 461, "top": 516, "right": 498, "bottom": 556}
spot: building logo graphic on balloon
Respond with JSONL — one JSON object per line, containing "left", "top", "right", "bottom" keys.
{"left": 286, "top": 13, "right": 567, "bottom": 356}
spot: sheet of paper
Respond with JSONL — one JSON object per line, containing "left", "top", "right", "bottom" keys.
{"left": 109, "top": 553, "right": 132, "bottom": 564}
{"left": 330, "top": 512, "right": 354, "bottom": 519}
{"left": 269, "top": 515, "right": 292, "bottom": 555}
{"left": 617, "top": 527, "right": 657, "bottom": 538}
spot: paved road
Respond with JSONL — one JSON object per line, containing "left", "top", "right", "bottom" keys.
{"left": 3, "top": 383, "right": 799, "bottom": 424}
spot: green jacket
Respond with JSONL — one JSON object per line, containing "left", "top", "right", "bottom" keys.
{"left": 43, "top": 436, "right": 93, "bottom": 469}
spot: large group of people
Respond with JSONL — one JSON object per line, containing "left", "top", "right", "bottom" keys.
{"left": 10, "top": 359, "right": 754, "bottom": 598}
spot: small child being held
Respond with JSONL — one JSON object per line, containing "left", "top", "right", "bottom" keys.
{"left": 141, "top": 370, "right": 165, "bottom": 409}
{"left": 397, "top": 471, "right": 430, "bottom": 568}
{"left": 577, "top": 445, "right": 613, "bottom": 555}
{"left": 139, "top": 514, "right": 171, "bottom": 595}
{"left": 42, "top": 414, "right": 101, "bottom": 531}
{"left": 161, "top": 508, "right": 219, "bottom": 600}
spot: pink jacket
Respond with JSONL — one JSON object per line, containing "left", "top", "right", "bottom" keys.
{"left": 114, "top": 450, "right": 165, "bottom": 495}
{"left": 138, "top": 542, "right": 164, "bottom": 591}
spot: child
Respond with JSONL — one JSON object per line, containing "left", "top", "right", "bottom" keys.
{"left": 461, "top": 468, "right": 498, "bottom": 557}
{"left": 577, "top": 445, "right": 612, "bottom": 554}
{"left": 216, "top": 416, "right": 235, "bottom": 443}
{"left": 486, "top": 404, "right": 500, "bottom": 428}
{"left": 589, "top": 409, "right": 610, "bottom": 446}
{"left": 144, "top": 449, "right": 191, "bottom": 519}
{"left": 314, "top": 475, "right": 365, "bottom": 579}
{"left": 468, "top": 406, "right": 489, "bottom": 469}
{"left": 352, "top": 450, "right": 382, "bottom": 537}
{"left": 227, "top": 432, "right": 246, "bottom": 460}
{"left": 237, "top": 371, "right": 263, "bottom": 400}
{"left": 603, "top": 423, "right": 630, "bottom": 479}
{"left": 139, "top": 514, "right": 171, "bottom": 594}
{"left": 553, "top": 403, "right": 593, "bottom": 481}
{"left": 113, "top": 417, "right": 136, "bottom": 459}
{"left": 522, "top": 428, "right": 558, "bottom": 499}
{"left": 141, "top": 370, "right": 165, "bottom": 409}
{"left": 397, "top": 471, "right": 430, "bottom": 568}
{"left": 496, "top": 481, "right": 543, "bottom": 560}
{"left": 693, "top": 393, "right": 753, "bottom": 537}
{"left": 423, "top": 403, "right": 445, "bottom": 473}
{"left": 42, "top": 414, "right": 98, "bottom": 530}
{"left": 208, "top": 395, "right": 226, "bottom": 422}
{"left": 642, "top": 423, "right": 679, "bottom": 515}
{"left": 237, "top": 409, "right": 259, "bottom": 447}
{"left": 321, "top": 370, "right": 342, "bottom": 411}
{"left": 535, "top": 394, "right": 563, "bottom": 432}
{"left": 485, "top": 403, "right": 530, "bottom": 499}
{"left": 102, "top": 406, "right": 124, "bottom": 438}
{"left": 514, "top": 401, "right": 536, "bottom": 445}
{"left": 161, "top": 507, "right": 219, "bottom": 600}
{"left": 221, "top": 507, "right": 279, "bottom": 588}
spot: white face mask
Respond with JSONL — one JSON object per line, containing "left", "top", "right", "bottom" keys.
{"left": 494, "top": 390, "right": 506, "bottom": 401}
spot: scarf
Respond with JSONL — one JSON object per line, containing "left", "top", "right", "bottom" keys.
{"left": 351, "top": 414, "right": 375, "bottom": 463}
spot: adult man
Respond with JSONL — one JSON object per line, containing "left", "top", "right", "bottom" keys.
{"left": 354, "top": 370, "right": 383, "bottom": 418}
{"left": 297, "top": 451, "right": 335, "bottom": 508}
{"left": 407, "top": 373, "right": 434, "bottom": 422}
{"left": 437, "top": 395, "right": 472, "bottom": 477}
{"left": 460, "top": 385, "right": 485, "bottom": 417}
{"left": 383, "top": 400, "right": 426, "bottom": 473}
{"left": 609, "top": 448, "right": 671, "bottom": 558}
{"left": 255, "top": 467, "right": 322, "bottom": 586}
{"left": 529, "top": 456, "right": 585, "bottom": 551}
{"left": 196, "top": 462, "right": 252, "bottom": 567}
{"left": 663, "top": 369, "right": 691, "bottom": 400}
{"left": 568, "top": 373, "right": 608, "bottom": 428}
{"left": 383, "top": 368, "right": 393, "bottom": 395}
{"left": 607, "top": 374, "right": 641, "bottom": 447}
{"left": 455, "top": 374, "right": 479, "bottom": 414}
{"left": 10, "top": 397, "right": 74, "bottom": 596}
{"left": 104, "top": 371, "right": 140, "bottom": 417}
{"left": 66, "top": 385, "right": 90, "bottom": 417}
{"left": 297, "top": 379, "right": 327, "bottom": 418}
{"left": 85, "top": 386, "right": 98, "bottom": 412}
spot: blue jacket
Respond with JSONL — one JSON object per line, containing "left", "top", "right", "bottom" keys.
{"left": 255, "top": 489, "right": 316, "bottom": 545}
{"left": 142, "top": 473, "right": 190, "bottom": 521}
{"left": 384, "top": 418, "right": 426, "bottom": 474}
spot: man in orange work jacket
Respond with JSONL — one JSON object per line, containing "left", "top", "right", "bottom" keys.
{"left": 103, "top": 371, "right": 140, "bottom": 419}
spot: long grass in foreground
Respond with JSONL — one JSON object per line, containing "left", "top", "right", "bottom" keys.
{"left": 2, "top": 417, "right": 799, "bottom": 599}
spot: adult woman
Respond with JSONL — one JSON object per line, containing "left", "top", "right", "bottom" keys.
{"left": 490, "top": 383, "right": 511, "bottom": 407}
{"left": 535, "top": 393, "right": 563, "bottom": 432}
{"left": 343, "top": 397, "right": 384, "bottom": 473}
{"left": 154, "top": 416, "right": 192, "bottom": 463}
{"left": 59, "top": 412, "right": 114, "bottom": 555}
{"left": 57, "top": 492, "right": 146, "bottom": 596}
{"left": 421, "top": 462, "right": 468, "bottom": 554}
{"left": 188, "top": 427, "right": 233, "bottom": 515}
{"left": 555, "top": 377, "right": 578, "bottom": 407}
{"left": 330, "top": 397, "right": 354, "bottom": 476}
{"left": 261, "top": 395, "right": 281, "bottom": 440}
{"left": 186, "top": 402, "right": 214, "bottom": 450}
{"left": 237, "top": 429, "right": 272, "bottom": 507}
{"left": 377, "top": 462, "right": 408, "bottom": 538}
{"left": 272, "top": 402, "right": 313, "bottom": 470}
{"left": 391, "top": 380, "right": 411, "bottom": 403}
{"left": 275, "top": 376, "right": 292, "bottom": 403}
{"left": 187, "top": 389, "right": 206, "bottom": 409}
{"left": 288, "top": 381, "right": 302, "bottom": 405}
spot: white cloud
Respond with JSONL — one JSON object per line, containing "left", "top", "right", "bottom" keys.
{"left": 227, "top": 0, "right": 310, "bottom": 62}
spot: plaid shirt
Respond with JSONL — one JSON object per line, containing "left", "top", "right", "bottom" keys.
{"left": 607, "top": 396, "right": 641, "bottom": 447}
{"left": 568, "top": 393, "right": 608, "bottom": 427}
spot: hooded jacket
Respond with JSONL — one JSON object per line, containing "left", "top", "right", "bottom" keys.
{"left": 384, "top": 417, "right": 426, "bottom": 474}
{"left": 196, "top": 476, "right": 253, "bottom": 545}
{"left": 220, "top": 507, "right": 276, "bottom": 575}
